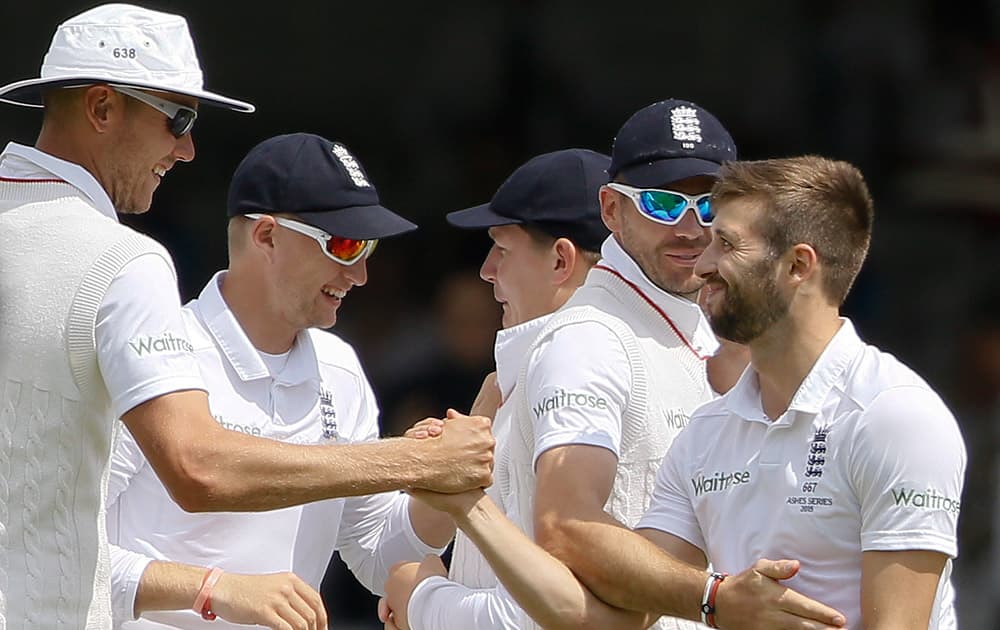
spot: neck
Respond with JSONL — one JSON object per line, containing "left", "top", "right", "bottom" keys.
{"left": 748, "top": 306, "right": 843, "bottom": 420}
{"left": 220, "top": 266, "right": 297, "bottom": 354}
{"left": 36, "top": 127, "right": 106, "bottom": 192}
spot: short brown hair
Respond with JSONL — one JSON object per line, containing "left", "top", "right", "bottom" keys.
{"left": 712, "top": 156, "right": 874, "bottom": 306}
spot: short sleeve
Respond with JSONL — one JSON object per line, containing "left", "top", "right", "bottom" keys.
{"left": 636, "top": 429, "right": 707, "bottom": 552}
{"left": 525, "top": 322, "right": 631, "bottom": 466}
{"left": 96, "top": 253, "right": 204, "bottom": 417}
{"left": 850, "top": 386, "right": 966, "bottom": 557}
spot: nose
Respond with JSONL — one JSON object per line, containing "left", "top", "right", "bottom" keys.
{"left": 479, "top": 246, "right": 499, "bottom": 284}
{"left": 672, "top": 206, "right": 706, "bottom": 240}
{"left": 173, "top": 132, "right": 196, "bottom": 163}
{"left": 345, "top": 256, "right": 368, "bottom": 286}
{"left": 694, "top": 238, "right": 719, "bottom": 279}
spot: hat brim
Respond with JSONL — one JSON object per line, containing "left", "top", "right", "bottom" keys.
{"left": 446, "top": 203, "right": 522, "bottom": 230}
{"left": 0, "top": 76, "right": 254, "bottom": 112}
{"left": 616, "top": 157, "right": 723, "bottom": 188}
{"left": 294, "top": 204, "right": 418, "bottom": 241}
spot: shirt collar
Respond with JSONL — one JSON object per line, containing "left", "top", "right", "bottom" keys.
{"left": 725, "top": 318, "right": 864, "bottom": 423}
{"left": 0, "top": 142, "right": 118, "bottom": 221}
{"left": 494, "top": 313, "right": 552, "bottom": 399}
{"left": 193, "top": 271, "right": 321, "bottom": 386}
{"left": 599, "top": 235, "right": 720, "bottom": 357}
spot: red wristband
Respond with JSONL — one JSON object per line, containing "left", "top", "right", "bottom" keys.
{"left": 700, "top": 571, "right": 727, "bottom": 628}
{"left": 193, "top": 567, "right": 224, "bottom": 621}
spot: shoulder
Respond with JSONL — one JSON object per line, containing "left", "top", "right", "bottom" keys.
{"left": 529, "top": 315, "right": 632, "bottom": 374}
{"left": 843, "top": 343, "right": 933, "bottom": 403}
{"left": 681, "top": 395, "right": 736, "bottom": 437}
{"left": 690, "top": 394, "right": 731, "bottom": 421}
{"left": 307, "top": 328, "right": 367, "bottom": 376}
{"left": 845, "top": 344, "right": 955, "bottom": 424}
{"left": 843, "top": 345, "right": 963, "bottom": 451}
{"left": 536, "top": 305, "right": 633, "bottom": 349}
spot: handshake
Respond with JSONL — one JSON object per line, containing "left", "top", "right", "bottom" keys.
{"left": 403, "top": 372, "right": 503, "bottom": 515}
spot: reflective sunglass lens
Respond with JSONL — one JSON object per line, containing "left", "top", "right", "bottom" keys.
{"left": 170, "top": 110, "right": 197, "bottom": 138}
{"left": 696, "top": 197, "right": 714, "bottom": 223}
{"left": 639, "top": 191, "right": 687, "bottom": 222}
{"left": 326, "top": 236, "right": 372, "bottom": 263}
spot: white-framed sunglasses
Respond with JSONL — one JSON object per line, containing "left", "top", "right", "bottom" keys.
{"left": 110, "top": 84, "right": 198, "bottom": 137}
{"left": 244, "top": 213, "right": 377, "bottom": 265}
{"left": 606, "top": 182, "right": 714, "bottom": 227}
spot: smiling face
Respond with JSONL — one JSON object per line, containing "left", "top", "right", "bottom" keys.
{"left": 695, "top": 197, "right": 792, "bottom": 344}
{"left": 479, "top": 224, "right": 559, "bottom": 328}
{"left": 104, "top": 89, "right": 197, "bottom": 214}
{"left": 267, "top": 216, "right": 369, "bottom": 334}
{"left": 602, "top": 175, "right": 714, "bottom": 300}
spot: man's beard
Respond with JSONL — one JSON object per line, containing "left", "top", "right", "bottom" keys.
{"left": 708, "top": 258, "right": 790, "bottom": 344}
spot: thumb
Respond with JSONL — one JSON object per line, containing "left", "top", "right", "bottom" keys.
{"left": 754, "top": 558, "right": 800, "bottom": 580}
{"left": 445, "top": 408, "right": 463, "bottom": 420}
{"left": 377, "top": 597, "right": 390, "bottom": 622}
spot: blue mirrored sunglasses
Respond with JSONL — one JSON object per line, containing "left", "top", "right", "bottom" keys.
{"left": 606, "top": 182, "right": 713, "bottom": 227}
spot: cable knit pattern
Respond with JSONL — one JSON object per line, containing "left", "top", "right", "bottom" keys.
{"left": 22, "top": 392, "right": 46, "bottom": 627}
{"left": 0, "top": 182, "right": 166, "bottom": 629}
{"left": 0, "top": 380, "right": 19, "bottom": 629}
{"left": 504, "top": 268, "right": 714, "bottom": 630}
{"left": 56, "top": 395, "right": 81, "bottom": 627}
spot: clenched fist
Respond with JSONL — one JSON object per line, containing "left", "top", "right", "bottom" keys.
{"left": 413, "top": 409, "right": 494, "bottom": 493}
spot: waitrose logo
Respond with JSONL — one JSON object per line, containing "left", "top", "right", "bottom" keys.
{"left": 691, "top": 470, "right": 752, "bottom": 496}
{"left": 128, "top": 332, "right": 194, "bottom": 356}
{"left": 891, "top": 487, "right": 961, "bottom": 515}
{"left": 532, "top": 389, "right": 608, "bottom": 418}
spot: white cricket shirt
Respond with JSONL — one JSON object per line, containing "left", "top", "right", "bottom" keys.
{"left": 0, "top": 143, "right": 204, "bottom": 417}
{"left": 108, "top": 272, "right": 441, "bottom": 628}
{"left": 638, "top": 319, "right": 966, "bottom": 629}
{"left": 408, "top": 237, "right": 718, "bottom": 630}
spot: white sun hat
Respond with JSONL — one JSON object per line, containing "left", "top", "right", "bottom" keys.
{"left": 0, "top": 3, "right": 254, "bottom": 112}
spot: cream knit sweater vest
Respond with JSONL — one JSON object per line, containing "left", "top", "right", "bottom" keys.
{"left": 502, "top": 267, "right": 713, "bottom": 630}
{"left": 0, "top": 182, "right": 169, "bottom": 629}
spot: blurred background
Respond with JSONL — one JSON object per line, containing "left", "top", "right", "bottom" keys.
{"left": 3, "top": 0, "right": 999, "bottom": 627}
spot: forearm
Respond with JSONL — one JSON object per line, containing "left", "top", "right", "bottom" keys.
{"left": 540, "top": 511, "right": 704, "bottom": 620}
{"left": 168, "top": 432, "right": 434, "bottom": 512}
{"left": 133, "top": 560, "right": 208, "bottom": 617}
{"left": 126, "top": 390, "right": 492, "bottom": 513}
{"left": 408, "top": 494, "right": 456, "bottom": 548}
{"left": 456, "top": 494, "right": 651, "bottom": 630}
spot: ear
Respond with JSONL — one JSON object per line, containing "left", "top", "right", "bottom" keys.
{"left": 550, "top": 237, "right": 578, "bottom": 285}
{"left": 599, "top": 186, "right": 621, "bottom": 232}
{"left": 82, "top": 85, "right": 119, "bottom": 134}
{"left": 787, "top": 243, "right": 819, "bottom": 287}
{"left": 249, "top": 216, "right": 279, "bottom": 259}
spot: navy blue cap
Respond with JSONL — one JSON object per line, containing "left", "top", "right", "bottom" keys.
{"left": 608, "top": 99, "right": 737, "bottom": 188}
{"left": 446, "top": 149, "right": 611, "bottom": 252}
{"left": 227, "top": 133, "right": 417, "bottom": 240}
